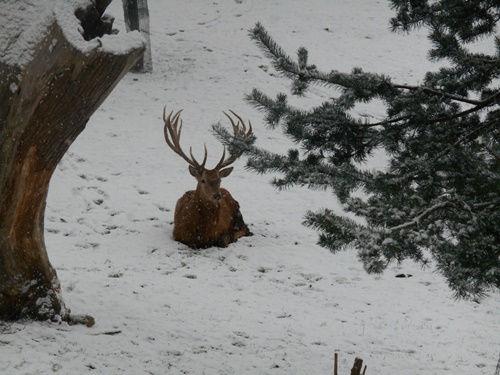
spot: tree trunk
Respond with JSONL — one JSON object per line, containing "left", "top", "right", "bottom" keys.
{"left": 122, "top": 0, "right": 153, "bottom": 72}
{"left": 0, "top": 0, "right": 144, "bottom": 323}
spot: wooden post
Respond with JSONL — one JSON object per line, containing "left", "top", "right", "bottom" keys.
{"left": 351, "top": 358, "right": 364, "bottom": 375}
{"left": 122, "top": 0, "right": 153, "bottom": 72}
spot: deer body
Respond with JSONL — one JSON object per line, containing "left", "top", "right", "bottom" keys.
{"left": 173, "top": 187, "right": 249, "bottom": 249}
{"left": 163, "top": 109, "right": 253, "bottom": 249}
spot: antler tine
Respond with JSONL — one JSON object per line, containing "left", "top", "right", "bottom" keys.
{"left": 189, "top": 144, "right": 208, "bottom": 170}
{"left": 163, "top": 109, "right": 178, "bottom": 151}
{"left": 163, "top": 109, "right": 183, "bottom": 154}
{"left": 228, "top": 110, "right": 253, "bottom": 136}
{"left": 163, "top": 107, "right": 207, "bottom": 171}
{"left": 223, "top": 111, "right": 239, "bottom": 134}
{"left": 215, "top": 111, "right": 253, "bottom": 170}
{"left": 215, "top": 145, "right": 227, "bottom": 170}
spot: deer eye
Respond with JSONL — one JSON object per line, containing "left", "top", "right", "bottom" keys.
{"left": 201, "top": 179, "right": 206, "bottom": 183}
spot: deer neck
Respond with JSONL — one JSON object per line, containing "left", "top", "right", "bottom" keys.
{"left": 193, "top": 187, "right": 219, "bottom": 213}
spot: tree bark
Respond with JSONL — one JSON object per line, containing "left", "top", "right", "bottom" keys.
{"left": 0, "top": 0, "right": 144, "bottom": 323}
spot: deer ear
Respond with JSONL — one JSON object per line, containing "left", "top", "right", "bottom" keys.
{"left": 219, "top": 167, "right": 234, "bottom": 178}
{"left": 189, "top": 165, "right": 199, "bottom": 177}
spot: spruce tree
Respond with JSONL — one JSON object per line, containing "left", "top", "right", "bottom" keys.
{"left": 213, "top": 0, "right": 500, "bottom": 299}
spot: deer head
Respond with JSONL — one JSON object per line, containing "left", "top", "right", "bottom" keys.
{"left": 163, "top": 108, "right": 252, "bottom": 203}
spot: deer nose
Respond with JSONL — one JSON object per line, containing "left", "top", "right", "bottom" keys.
{"left": 213, "top": 193, "right": 222, "bottom": 201}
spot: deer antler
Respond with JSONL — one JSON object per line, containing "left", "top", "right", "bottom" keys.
{"left": 214, "top": 110, "right": 253, "bottom": 170}
{"left": 163, "top": 107, "right": 207, "bottom": 171}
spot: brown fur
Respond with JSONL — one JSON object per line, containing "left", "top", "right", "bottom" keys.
{"left": 172, "top": 169, "right": 251, "bottom": 249}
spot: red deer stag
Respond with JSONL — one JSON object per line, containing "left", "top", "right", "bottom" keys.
{"left": 163, "top": 108, "right": 253, "bottom": 249}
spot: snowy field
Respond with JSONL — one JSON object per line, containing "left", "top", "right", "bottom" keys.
{"left": 1, "top": 0, "right": 499, "bottom": 374}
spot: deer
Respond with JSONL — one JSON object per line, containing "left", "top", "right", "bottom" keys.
{"left": 163, "top": 107, "right": 253, "bottom": 249}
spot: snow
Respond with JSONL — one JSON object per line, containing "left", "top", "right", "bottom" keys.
{"left": 0, "top": 0, "right": 54, "bottom": 67}
{"left": 9, "top": 82, "right": 18, "bottom": 93}
{"left": 0, "top": 0, "right": 144, "bottom": 68}
{"left": 1, "top": 0, "right": 499, "bottom": 374}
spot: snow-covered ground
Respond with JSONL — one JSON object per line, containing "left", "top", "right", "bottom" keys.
{"left": 1, "top": 1, "right": 499, "bottom": 374}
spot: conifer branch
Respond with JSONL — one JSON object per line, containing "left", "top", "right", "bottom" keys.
{"left": 426, "top": 91, "right": 500, "bottom": 123}
{"left": 250, "top": 23, "right": 499, "bottom": 129}
{"left": 243, "top": 3, "right": 500, "bottom": 299}
{"left": 392, "top": 84, "right": 485, "bottom": 105}
{"left": 390, "top": 202, "right": 454, "bottom": 231}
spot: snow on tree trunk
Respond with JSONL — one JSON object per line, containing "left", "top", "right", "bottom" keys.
{"left": 122, "top": 0, "right": 153, "bottom": 73}
{"left": 0, "top": 0, "right": 145, "bottom": 324}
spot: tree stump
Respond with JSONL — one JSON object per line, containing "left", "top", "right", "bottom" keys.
{"left": 0, "top": 0, "right": 145, "bottom": 323}
{"left": 334, "top": 353, "right": 367, "bottom": 375}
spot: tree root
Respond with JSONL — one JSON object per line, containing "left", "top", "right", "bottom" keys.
{"left": 66, "top": 314, "right": 95, "bottom": 327}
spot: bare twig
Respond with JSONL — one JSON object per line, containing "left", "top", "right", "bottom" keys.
{"left": 91, "top": 330, "right": 122, "bottom": 336}
{"left": 392, "top": 84, "right": 487, "bottom": 105}
{"left": 390, "top": 202, "right": 454, "bottom": 232}
{"left": 365, "top": 90, "right": 499, "bottom": 127}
